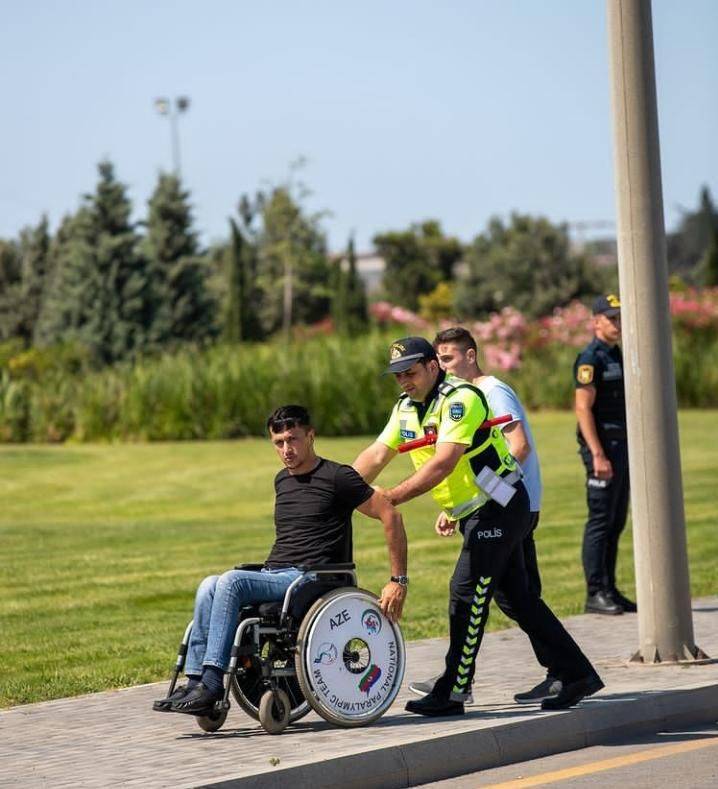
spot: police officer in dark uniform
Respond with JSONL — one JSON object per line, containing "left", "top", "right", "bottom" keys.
{"left": 574, "top": 294, "right": 636, "bottom": 615}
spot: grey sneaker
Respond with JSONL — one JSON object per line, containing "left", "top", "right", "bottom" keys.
{"left": 514, "top": 676, "right": 563, "bottom": 704}
{"left": 408, "top": 674, "right": 474, "bottom": 705}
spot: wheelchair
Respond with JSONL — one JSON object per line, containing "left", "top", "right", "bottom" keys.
{"left": 162, "top": 563, "right": 406, "bottom": 734}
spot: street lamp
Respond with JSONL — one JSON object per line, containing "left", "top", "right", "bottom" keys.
{"left": 153, "top": 96, "right": 191, "bottom": 177}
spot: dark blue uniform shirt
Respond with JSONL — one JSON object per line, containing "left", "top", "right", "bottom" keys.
{"left": 573, "top": 337, "right": 627, "bottom": 443}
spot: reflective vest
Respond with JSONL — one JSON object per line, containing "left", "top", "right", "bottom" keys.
{"left": 377, "top": 374, "right": 517, "bottom": 518}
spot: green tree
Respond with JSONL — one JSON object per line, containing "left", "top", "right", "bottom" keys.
{"left": 419, "top": 281, "right": 455, "bottom": 322}
{"left": 222, "top": 215, "right": 263, "bottom": 342}
{"left": 36, "top": 161, "right": 148, "bottom": 363}
{"left": 331, "top": 236, "right": 368, "bottom": 335}
{"left": 667, "top": 185, "right": 718, "bottom": 279}
{"left": 457, "top": 213, "right": 596, "bottom": 319}
{"left": 143, "top": 173, "right": 216, "bottom": 346}
{"left": 0, "top": 238, "right": 21, "bottom": 341}
{"left": 16, "top": 216, "right": 51, "bottom": 344}
{"left": 254, "top": 183, "right": 332, "bottom": 336}
{"left": 698, "top": 227, "right": 718, "bottom": 287}
{"left": 373, "top": 220, "right": 462, "bottom": 310}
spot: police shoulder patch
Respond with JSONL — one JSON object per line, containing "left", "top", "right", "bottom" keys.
{"left": 577, "top": 364, "right": 594, "bottom": 384}
{"left": 449, "top": 401, "right": 465, "bottom": 421}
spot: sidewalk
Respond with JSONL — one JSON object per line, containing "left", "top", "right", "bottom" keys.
{"left": 2, "top": 598, "right": 717, "bottom": 789}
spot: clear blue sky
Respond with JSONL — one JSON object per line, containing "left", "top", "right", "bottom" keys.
{"left": 1, "top": 1, "right": 716, "bottom": 251}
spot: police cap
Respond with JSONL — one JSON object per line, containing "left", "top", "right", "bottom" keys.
{"left": 384, "top": 336, "right": 437, "bottom": 374}
{"left": 592, "top": 294, "right": 621, "bottom": 317}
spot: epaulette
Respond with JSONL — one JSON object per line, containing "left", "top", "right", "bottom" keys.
{"left": 438, "top": 381, "right": 456, "bottom": 397}
{"left": 440, "top": 380, "right": 484, "bottom": 399}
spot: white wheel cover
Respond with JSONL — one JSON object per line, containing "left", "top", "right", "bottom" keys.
{"left": 303, "top": 591, "right": 404, "bottom": 722}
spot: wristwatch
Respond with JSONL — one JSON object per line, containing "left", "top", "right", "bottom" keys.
{"left": 390, "top": 575, "right": 409, "bottom": 587}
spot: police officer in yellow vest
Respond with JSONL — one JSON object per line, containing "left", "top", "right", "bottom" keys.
{"left": 354, "top": 337, "right": 602, "bottom": 717}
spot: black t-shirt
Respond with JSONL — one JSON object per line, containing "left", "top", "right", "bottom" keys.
{"left": 574, "top": 337, "right": 626, "bottom": 442}
{"left": 264, "top": 458, "right": 374, "bottom": 569}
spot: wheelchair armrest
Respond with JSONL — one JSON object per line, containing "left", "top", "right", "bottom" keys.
{"left": 295, "top": 562, "right": 356, "bottom": 572}
{"left": 234, "top": 563, "right": 265, "bottom": 571}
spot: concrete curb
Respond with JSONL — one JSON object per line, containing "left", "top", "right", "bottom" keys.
{"left": 199, "top": 683, "right": 718, "bottom": 789}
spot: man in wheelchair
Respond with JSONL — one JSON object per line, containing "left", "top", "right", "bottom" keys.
{"left": 153, "top": 404, "right": 408, "bottom": 718}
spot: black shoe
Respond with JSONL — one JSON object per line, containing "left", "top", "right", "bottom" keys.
{"left": 405, "top": 692, "right": 464, "bottom": 718}
{"left": 169, "top": 682, "right": 223, "bottom": 716}
{"left": 514, "top": 676, "right": 563, "bottom": 704}
{"left": 152, "top": 684, "right": 193, "bottom": 712}
{"left": 585, "top": 591, "right": 623, "bottom": 615}
{"left": 609, "top": 589, "right": 637, "bottom": 612}
{"left": 409, "top": 675, "right": 474, "bottom": 705}
{"left": 541, "top": 674, "right": 604, "bottom": 710}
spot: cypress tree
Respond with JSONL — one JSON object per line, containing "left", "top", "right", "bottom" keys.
{"left": 332, "top": 236, "right": 368, "bottom": 335}
{"left": 344, "top": 236, "right": 368, "bottom": 334}
{"left": 0, "top": 238, "right": 21, "bottom": 341}
{"left": 223, "top": 218, "right": 243, "bottom": 343}
{"left": 17, "top": 215, "right": 51, "bottom": 345}
{"left": 699, "top": 227, "right": 718, "bottom": 287}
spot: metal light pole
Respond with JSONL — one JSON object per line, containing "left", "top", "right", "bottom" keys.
{"left": 154, "top": 96, "right": 191, "bottom": 177}
{"left": 606, "top": 0, "right": 706, "bottom": 663}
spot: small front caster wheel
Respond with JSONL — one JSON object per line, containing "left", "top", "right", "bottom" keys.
{"left": 196, "top": 705, "right": 228, "bottom": 732}
{"left": 258, "top": 688, "right": 291, "bottom": 734}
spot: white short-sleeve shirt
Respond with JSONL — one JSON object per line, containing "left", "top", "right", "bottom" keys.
{"left": 479, "top": 376, "right": 542, "bottom": 512}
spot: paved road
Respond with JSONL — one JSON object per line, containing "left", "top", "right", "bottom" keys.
{"left": 418, "top": 723, "right": 718, "bottom": 788}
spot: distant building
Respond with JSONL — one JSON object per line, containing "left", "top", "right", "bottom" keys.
{"left": 329, "top": 251, "right": 387, "bottom": 295}
{"left": 568, "top": 221, "right": 617, "bottom": 268}
{"left": 354, "top": 252, "right": 386, "bottom": 294}
{"left": 573, "top": 237, "right": 618, "bottom": 268}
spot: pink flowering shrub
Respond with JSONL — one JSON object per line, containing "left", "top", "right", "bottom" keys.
{"left": 372, "top": 288, "right": 718, "bottom": 375}
{"left": 481, "top": 342, "right": 522, "bottom": 372}
{"left": 369, "top": 301, "right": 429, "bottom": 329}
{"left": 669, "top": 288, "right": 718, "bottom": 334}
{"left": 534, "top": 301, "right": 594, "bottom": 349}
{"left": 464, "top": 308, "right": 527, "bottom": 371}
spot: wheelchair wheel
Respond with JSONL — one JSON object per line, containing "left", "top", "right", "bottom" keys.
{"left": 295, "top": 587, "right": 405, "bottom": 728}
{"left": 195, "top": 706, "right": 228, "bottom": 733}
{"left": 230, "top": 639, "right": 310, "bottom": 724}
{"left": 258, "top": 688, "right": 291, "bottom": 735}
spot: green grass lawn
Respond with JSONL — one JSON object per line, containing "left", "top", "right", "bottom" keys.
{"left": 1, "top": 411, "right": 716, "bottom": 707}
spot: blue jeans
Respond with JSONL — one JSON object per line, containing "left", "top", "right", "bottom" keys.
{"left": 185, "top": 567, "right": 303, "bottom": 676}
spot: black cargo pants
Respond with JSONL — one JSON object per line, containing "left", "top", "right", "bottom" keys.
{"left": 580, "top": 438, "right": 630, "bottom": 595}
{"left": 433, "top": 483, "right": 595, "bottom": 702}
{"left": 492, "top": 511, "right": 559, "bottom": 679}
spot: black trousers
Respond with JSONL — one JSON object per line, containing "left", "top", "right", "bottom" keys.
{"left": 492, "top": 511, "right": 556, "bottom": 679}
{"left": 433, "top": 484, "right": 595, "bottom": 702}
{"left": 579, "top": 439, "right": 630, "bottom": 595}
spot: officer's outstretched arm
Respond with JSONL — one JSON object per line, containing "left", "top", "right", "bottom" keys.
{"left": 353, "top": 441, "right": 396, "bottom": 484}
{"left": 386, "top": 441, "right": 466, "bottom": 506}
